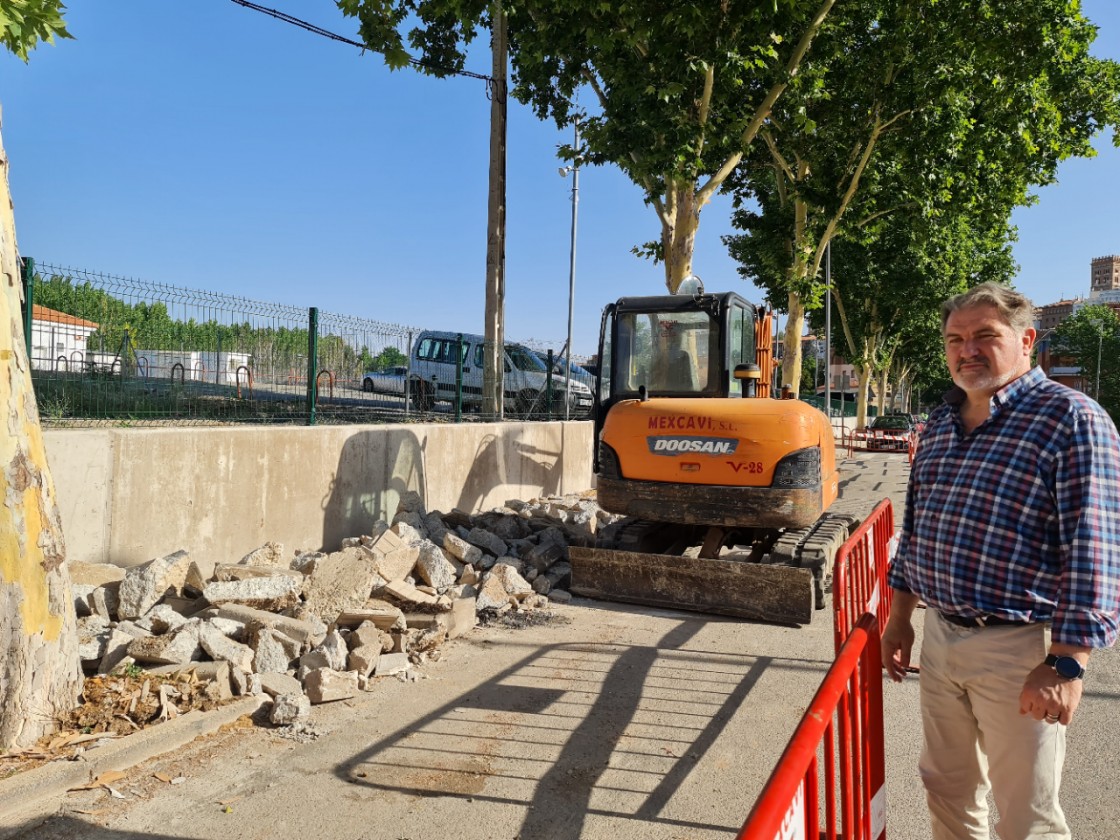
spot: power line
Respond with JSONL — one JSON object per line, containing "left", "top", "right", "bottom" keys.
{"left": 229, "top": 0, "right": 493, "bottom": 83}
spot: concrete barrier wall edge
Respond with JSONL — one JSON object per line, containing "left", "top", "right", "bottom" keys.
{"left": 43, "top": 422, "right": 595, "bottom": 568}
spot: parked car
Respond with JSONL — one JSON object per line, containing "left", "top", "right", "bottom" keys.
{"left": 409, "top": 331, "right": 593, "bottom": 415}
{"left": 865, "top": 414, "right": 917, "bottom": 451}
{"left": 361, "top": 365, "right": 409, "bottom": 395}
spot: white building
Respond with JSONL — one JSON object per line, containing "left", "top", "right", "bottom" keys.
{"left": 30, "top": 305, "right": 99, "bottom": 371}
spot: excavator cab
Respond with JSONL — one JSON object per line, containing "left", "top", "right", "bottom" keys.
{"left": 572, "top": 288, "right": 847, "bottom": 625}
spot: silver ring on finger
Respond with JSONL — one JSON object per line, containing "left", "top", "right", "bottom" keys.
{"left": 1045, "top": 713, "right": 1060, "bottom": 723}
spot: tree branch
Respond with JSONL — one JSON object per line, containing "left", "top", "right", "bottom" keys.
{"left": 695, "top": 0, "right": 837, "bottom": 206}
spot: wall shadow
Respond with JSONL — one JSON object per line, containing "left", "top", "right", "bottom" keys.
{"left": 455, "top": 427, "right": 564, "bottom": 514}
{"left": 320, "top": 429, "right": 427, "bottom": 551}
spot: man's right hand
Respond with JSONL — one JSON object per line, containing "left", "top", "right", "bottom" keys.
{"left": 881, "top": 614, "right": 915, "bottom": 682}
{"left": 880, "top": 590, "right": 921, "bottom": 682}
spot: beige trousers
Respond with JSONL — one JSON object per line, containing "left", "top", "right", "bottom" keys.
{"left": 919, "top": 610, "right": 1069, "bottom": 840}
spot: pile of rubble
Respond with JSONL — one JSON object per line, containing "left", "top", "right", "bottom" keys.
{"left": 72, "top": 491, "right": 617, "bottom": 730}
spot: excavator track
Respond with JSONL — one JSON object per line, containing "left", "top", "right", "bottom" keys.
{"left": 569, "top": 512, "right": 862, "bottom": 625}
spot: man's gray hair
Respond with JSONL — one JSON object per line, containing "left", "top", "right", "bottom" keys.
{"left": 940, "top": 282, "right": 1035, "bottom": 335}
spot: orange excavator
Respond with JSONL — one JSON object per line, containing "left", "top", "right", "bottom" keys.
{"left": 570, "top": 282, "right": 856, "bottom": 625}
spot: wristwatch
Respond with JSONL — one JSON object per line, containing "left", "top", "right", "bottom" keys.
{"left": 1045, "top": 654, "right": 1086, "bottom": 680}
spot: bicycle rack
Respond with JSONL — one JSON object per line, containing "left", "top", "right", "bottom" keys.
{"left": 236, "top": 365, "right": 254, "bottom": 400}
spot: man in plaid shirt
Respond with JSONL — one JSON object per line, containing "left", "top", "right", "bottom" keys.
{"left": 881, "top": 282, "right": 1120, "bottom": 840}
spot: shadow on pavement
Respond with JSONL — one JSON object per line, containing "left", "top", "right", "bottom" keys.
{"left": 5, "top": 815, "right": 193, "bottom": 840}
{"left": 334, "top": 617, "right": 789, "bottom": 838}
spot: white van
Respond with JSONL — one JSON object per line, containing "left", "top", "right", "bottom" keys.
{"left": 409, "top": 330, "right": 593, "bottom": 416}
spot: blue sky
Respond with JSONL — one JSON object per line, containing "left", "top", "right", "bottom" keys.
{"left": 2, "top": 1, "right": 1118, "bottom": 357}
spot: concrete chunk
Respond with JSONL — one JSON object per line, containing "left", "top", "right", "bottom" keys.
{"left": 443, "top": 532, "right": 482, "bottom": 565}
{"left": 199, "top": 621, "right": 255, "bottom": 672}
{"left": 270, "top": 693, "right": 311, "bottom": 725}
{"left": 137, "top": 604, "right": 188, "bottom": 634}
{"left": 239, "top": 541, "right": 285, "bottom": 567}
{"left": 475, "top": 575, "right": 512, "bottom": 612}
{"left": 302, "top": 546, "right": 382, "bottom": 623}
{"left": 382, "top": 579, "right": 439, "bottom": 608}
{"left": 448, "top": 596, "right": 478, "bottom": 639}
{"left": 259, "top": 672, "right": 302, "bottom": 698}
{"left": 215, "top": 604, "right": 323, "bottom": 646}
{"left": 214, "top": 564, "right": 301, "bottom": 583}
{"left": 490, "top": 563, "right": 533, "bottom": 600}
{"left": 252, "top": 627, "right": 300, "bottom": 674}
{"left": 374, "top": 652, "right": 410, "bottom": 677}
{"left": 202, "top": 576, "right": 302, "bottom": 612}
{"left": 77, "top": 616, "right": 111, "bottom": 662}
{"left": 98, "top": 628, "right": 144, "bottom": 674}
{"left": 127, "top": 621, "right": 202, "bottom": 665}
{"left": 368, "top": 533, "right": 419, "bottom": 584}
{"left": 415, "top": 543, "right": 458, "bottom": 591}
{"left": 304, "top": 668, "right": 359, "bottom": 703}
{"left": 69, "top": 561, "right": 126, "bottom": 587}
{"left": 347, "top": 645, "right": 380, "bottom": 678}
{"left": 466, "top": 527, "right": 508, "bottom": 558}
{"left": 118, "top": 550, "right": 193, "bottom": 620}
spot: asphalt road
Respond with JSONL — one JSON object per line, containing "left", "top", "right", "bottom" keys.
{"left": 8, "top": 451, "right": 1119, "bottom": 840}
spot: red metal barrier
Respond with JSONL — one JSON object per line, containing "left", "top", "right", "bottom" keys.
{"left": 737, "top": 613, "right": 886, "bottom": 840}
{"left": 834, "top": 498, "right": 896, "bottom": 651}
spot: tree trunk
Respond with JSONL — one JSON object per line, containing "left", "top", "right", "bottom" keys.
{"left": 661, "top": 180, "right": 700, "bottom": 293}
{"left": 0, "top": 107, "right": 82, "bottom": 750}
{"left": 855, "top": 364, "right": 873, "bottom": 429}
{"left": 782, "top": 291, "right": 806, "bottom": 396}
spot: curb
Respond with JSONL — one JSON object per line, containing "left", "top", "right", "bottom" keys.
{"left": 0, "top": 694, "right": 267, "bottom": 837}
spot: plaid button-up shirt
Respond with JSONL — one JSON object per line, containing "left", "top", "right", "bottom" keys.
{"left": 889, "top": 366, "right": 1120, "bottom": 648}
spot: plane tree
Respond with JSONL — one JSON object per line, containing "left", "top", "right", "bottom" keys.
{"left": 1, "top": 1, "right": 82, "bottom": 750}
{"left": 338, "top": 0, "right": 843, "bottom": 293}
{"left": 1052, "top": 304, "right": 1120, "bottom": 422}
{"left": 724, "top": 0, "right": 1120, "bottom": 396}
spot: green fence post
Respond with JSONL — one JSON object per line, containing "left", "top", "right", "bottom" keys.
{"left": 455, "top": 333, "right": 463, "bottom": 423}
{"left": 307, "top": 307, "right": 319, "bottom": 426}
{"left": 21, "top": 257, "right": 34, "bottom": 362}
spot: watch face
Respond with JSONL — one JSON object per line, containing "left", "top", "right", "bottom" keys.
{"left": 1054, "top": 656, "right": 1084, "bottom": 679}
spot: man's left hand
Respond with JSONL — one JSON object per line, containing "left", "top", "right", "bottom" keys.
{"left": 1019, "top": 665, "right": 1084, "bottom": 726}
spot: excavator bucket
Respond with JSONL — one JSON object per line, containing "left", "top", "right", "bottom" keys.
{"left": 568, "top": 546, "right": 815, "bottom": 625}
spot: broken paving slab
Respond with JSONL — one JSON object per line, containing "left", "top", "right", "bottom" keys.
{"left": 202, "top": 576, "right": 302, "bottom": 612}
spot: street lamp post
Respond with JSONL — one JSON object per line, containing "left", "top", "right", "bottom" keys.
{"left": 559, "top": 118, "right": 580, "bottom": 421}
{"left": 1096, "top": 330, "right": 1103, "bottom": 400}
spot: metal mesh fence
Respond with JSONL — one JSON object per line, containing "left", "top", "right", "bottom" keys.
{"left": 23, "top": 261, "right": 594, "bottom": 427}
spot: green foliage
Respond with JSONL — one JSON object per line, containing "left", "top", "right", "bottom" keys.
{"left": 337, "top": 0, "right": 839, "bottom": 288}
{"left": 369, "top": 345, "right": 407, "bottom": 370}
{"left": 0, "top": 0, "right": 71, "bottom": 61}
{"left": 33, "top": 274, "right": 312, "bottom": 368}
{"left": 1052, "top": 304, "right": 1120, "bottom": 421}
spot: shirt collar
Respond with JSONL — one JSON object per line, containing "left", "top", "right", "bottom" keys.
{"left": 943, "top": 366, "right": 1046, "bottom": 415}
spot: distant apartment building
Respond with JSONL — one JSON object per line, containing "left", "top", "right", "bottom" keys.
{"left": 1036, "top": 299, "right": 1078, "bottom": 333}
{"left": 1091, "top": 255, "right": 1120, "bottom": 294}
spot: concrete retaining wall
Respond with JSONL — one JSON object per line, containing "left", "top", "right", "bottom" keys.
{"left": 43, "top": 422, "right": 595, "bottom": 568}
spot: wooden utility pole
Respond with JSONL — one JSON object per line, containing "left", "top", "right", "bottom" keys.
{"left": 483, "top": 2, "right": 508, "bottom": 418}
{"left": 0, "top": 105, "right": 82, "bottom": 749}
